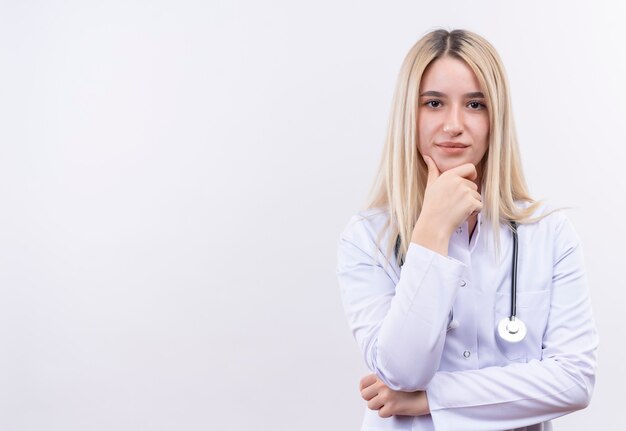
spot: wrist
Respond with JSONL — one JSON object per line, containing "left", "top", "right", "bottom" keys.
{"left": 404, "top": 391, "right": 430, "bottom": 416}
{"left": 419, "top": 391, "right": 430, "bottom": 416}
{"left": 411, "top": 219, "right": 451, "bottom": 256}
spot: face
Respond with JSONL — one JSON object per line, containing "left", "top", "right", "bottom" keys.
{"left": 417, "top": 56, "right": 490, "bottom": 176}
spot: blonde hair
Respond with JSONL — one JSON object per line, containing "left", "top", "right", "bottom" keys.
{"left": 367, "top": 29, "right": 542, "bottom": 262}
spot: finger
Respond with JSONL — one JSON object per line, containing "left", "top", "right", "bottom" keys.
{"left": 359, "top": 374, "right": 377, "bottom": 391}
{"left": 463, "top": 187, "right": 481, "bottom": 202}
{"left": 360, "top": 381, "right": 383, "bottom": 401}
{"left": 461, "top": 178, "right": 479, "bottom": 191}
{"left": 447, "top": 163, "right": 478, "bottom": 181}
{"left": 378, "top": 405, "right": 393, "bottom": 418}
{"left": 367, "top": 395, "right": 384, "bottom": 411}
{"left": 469, "top": 201, "right": 483, "bottom": 216}
{"left": 465, "top": 190, "right": 483, "bottom": 216}
{"left": 423, "top": 155, "right": 440, "bottom": 184}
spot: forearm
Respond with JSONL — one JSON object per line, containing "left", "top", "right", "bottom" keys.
{"left": 426, "top": 355, "right": 596, "bottom": 430}
{"left": 338, "top": 216, "right": 465, "bottom": 392}
{"left": 370, "top": 243, "right": 465, "bottom": 391}
{"left": 366, "top": 352, "right": 594, "bottom": 424}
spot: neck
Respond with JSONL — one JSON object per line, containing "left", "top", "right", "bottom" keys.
{"left": 468, "top": 214, "right": 478, "bottom": 243}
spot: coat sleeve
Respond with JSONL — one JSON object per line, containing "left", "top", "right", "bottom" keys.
{"left": 336, "top": 215, "right": 467, "bottom": 391}
{"left": 426, "top": 215, "right": 598, "bottom": 431}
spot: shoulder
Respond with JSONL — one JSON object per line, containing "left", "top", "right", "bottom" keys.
{"left": 337, "top": 207, "right": 397, "bottom": 260}
{"left": 518, "top": 201, "right": 573, "bottom": 228}
{"left": 516, "top": 201, "right": 581, "bottom": 251}
{"left": 339, "top": 207, "right": 391, "bottom": 242}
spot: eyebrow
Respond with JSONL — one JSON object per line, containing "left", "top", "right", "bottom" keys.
{"left": 419, "top": 90, "right": 485, "bottom": 98}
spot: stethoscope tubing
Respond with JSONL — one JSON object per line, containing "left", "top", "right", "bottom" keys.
{"left": 510, "top": 221, "right": 518, "bottom": 319}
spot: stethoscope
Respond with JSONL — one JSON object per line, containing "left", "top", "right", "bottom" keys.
{"left": 496, "top": 221, "right": 527, "bottom": 343}
{"left": 445, "top": 221, "right": 527, "bottom": 343}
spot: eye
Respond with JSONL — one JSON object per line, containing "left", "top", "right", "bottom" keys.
{"left": 425, "top": 100, "right": 442, "bottom": 108}
{"left": 467, "top": 101, "right": 486, "bottom": 110}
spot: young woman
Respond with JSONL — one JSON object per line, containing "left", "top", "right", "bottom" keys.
{"left": 336, "top": 29, "right": 598, "bottom": 431}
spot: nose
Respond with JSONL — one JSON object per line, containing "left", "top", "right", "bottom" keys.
{"left": 443, "top": 105, "right": 464, "bottom": 136}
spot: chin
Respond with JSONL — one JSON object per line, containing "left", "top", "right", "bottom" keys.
{"left": 434, "top": 158, "right": 472, "bottom": 172}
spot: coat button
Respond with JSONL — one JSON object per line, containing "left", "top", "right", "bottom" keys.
{"left": 463, "top": 350, "right": 471, "bottom": 358}
{"left": 460, "top": 280, "right": 467, "bottom": 287}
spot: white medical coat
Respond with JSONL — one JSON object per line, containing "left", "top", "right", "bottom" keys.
{"left": 336, "top": 206, "right": 598, "bottom": 431}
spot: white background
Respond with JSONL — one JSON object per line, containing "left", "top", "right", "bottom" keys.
{"left": 1, "top": 1, "right": 624, "bottom": 430}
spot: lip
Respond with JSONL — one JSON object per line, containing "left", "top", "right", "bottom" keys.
{"left": 435, "top": 142, "right": 470, "bottom": 155}
{"left": 435, "top": 142, "right": 470, "bottom": 148}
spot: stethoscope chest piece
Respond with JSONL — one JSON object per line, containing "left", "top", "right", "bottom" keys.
{"left": 497, "top": 316, "right": 527, "bottom": 343}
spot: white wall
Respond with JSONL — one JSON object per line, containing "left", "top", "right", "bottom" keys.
{"left": 0, "top": 1, "right": 623, "bottom": 430}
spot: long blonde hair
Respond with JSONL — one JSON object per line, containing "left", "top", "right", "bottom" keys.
{"left": 367, "top": 29, "right": 542, "bottom": 262}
